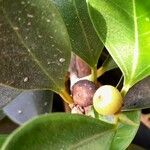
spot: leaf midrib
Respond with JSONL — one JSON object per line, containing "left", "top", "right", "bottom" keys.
{"left": 130, "top": 0, "right": 139, "bottom": 85}
{"left": 2, "top": 7, "right": 61, "bottom": 92}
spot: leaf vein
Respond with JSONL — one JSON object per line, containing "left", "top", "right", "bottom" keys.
{"left": 2, "top": 8, "right": 60, "bottom": 91}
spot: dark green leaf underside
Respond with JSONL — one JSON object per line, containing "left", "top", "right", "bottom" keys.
{"left": 122, "top": 76, "right": 150, "bottom": 111}
{"left": 3, "top": 90, "right": 53, "bottom": 125}
{"left": 0, "top": 0, "right": 71, "bottom": 92}
{"left": 53, "top": 0, "right": 103, "bottom": 67}
{"left": 0, "top": 85, "right": 21, "bottom": 108}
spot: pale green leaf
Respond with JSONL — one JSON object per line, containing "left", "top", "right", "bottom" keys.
{"left": 87, "top": 0, "right": 150, "bottom": 87}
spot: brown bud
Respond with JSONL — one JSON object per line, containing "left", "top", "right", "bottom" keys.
{"left": 75, "top": 56, "right": 91, "bottom": 78}
{"left": 72, "top": 80, "right": 96, "bottom": 107}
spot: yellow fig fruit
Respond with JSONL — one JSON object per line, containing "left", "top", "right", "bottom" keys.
{"left": 93, "top": 85, "right": 123, "bottom": 115}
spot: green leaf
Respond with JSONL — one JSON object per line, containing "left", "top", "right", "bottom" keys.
{"left": 52, "top": 0, "right": 103, "bottom": 68}
{"left": 102, "top": 56, "right": 118, "bottom": 72}
{"left": 0, "top": 85, "right": 21, "bottom": 108}
{"left": 0, "top": 135, "right": 7, "bottom": 148}
{"left": 0, "top": 0, "right": 71, "bottom": 92}
{"left": 87, "top": 0, "right": 150, "bottom": 87}
{"left": 110, "top": 111, "right": 140, "bottom": 150}
{"left": 1, "top": 112, "right": 140, "bottom": 150}
{"left": 96, "top": 54, "right": 118, "bottom": 79}
{"left": 95, "top": 109, "right": 140, "bottom": 150}
{"left": 122, "top": 76, "right": 150, "bottom": 111}
{"left": 3, "top": 90, "right": 53, "bottom": 125}
{"left": 2, "top": 113, "right": 115, "bottom": 150}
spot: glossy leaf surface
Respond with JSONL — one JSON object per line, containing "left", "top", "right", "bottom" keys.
{"left": 122, "top": 76, "right": 150, "bottom": 111}
{"left": 87, "top": 0, "right": 150, "bottom": 87}
{"left": 2, "top": 114, "right": 115, "bottom": 150}
{"left": 110, "top": 111, "right": 140, "bottom": 150}
{"left": 3, "top": 90, "right": 53, "bottom": 125}
{"left": 2, "top": 112, "right": 140, "bottom": 150}
{"left": 53, "top": 0, "right": 103, "bottom": 68}
{"left": 96, "top": 110, "right": 140, "bottom": 150}
{"left": 0, "top": 0, "right": 71, "bottom": 92}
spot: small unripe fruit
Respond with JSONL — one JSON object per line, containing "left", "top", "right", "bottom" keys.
{"left": 93, "top": 85, "right": 123, "bottom": 115}
{"left": 72, "top": 80, "right": 96, "bottom": 107}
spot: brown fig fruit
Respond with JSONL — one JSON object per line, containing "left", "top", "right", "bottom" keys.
{"left": 72, "top": 80, "right": 96, "bottom": 107}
